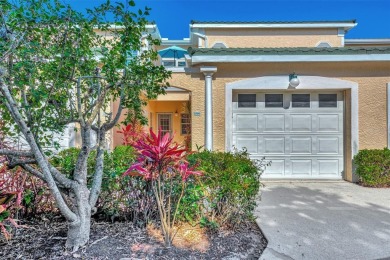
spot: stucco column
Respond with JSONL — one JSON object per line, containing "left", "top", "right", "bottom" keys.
{"left": 201, "top": 66, "right": 217, "bottom": 150}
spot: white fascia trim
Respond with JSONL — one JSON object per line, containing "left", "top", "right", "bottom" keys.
{"left": 98, "top": 24, "right": 161, "bottom": 39}
{"left": 192, "top": 54, "right": 390, "bottom": 63}
{"left": 200, "top": 66, "right": 217, "bottom": 74}
{"left": 166, "top": 67, "right": 186, "bottom": 73}
{"left": 346, "top": 39, "right": 390, "bottom": 45}
{"left": 146, "top": 24, "right": 161, "bottom": 40}
{"left": 161, "top": 40, "right": 191, "bottom": 45}
{"left": 166, "top": 87, "right": 188, "bottom": 92}
{"left": 191, "top": 23, "right": 357, "bottom": 30}
{"left": 103, "top": 24, "right": 156, "bottom": 30}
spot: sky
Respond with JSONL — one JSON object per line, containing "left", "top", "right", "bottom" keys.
{"left": 64, "top": 0, "right": 390, "bottom": 40}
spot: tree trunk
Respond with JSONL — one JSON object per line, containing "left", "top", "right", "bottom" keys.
{"left": 65, "top": 186, "right": 92, "bottom": 251}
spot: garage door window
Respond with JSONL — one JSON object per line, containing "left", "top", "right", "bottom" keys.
{"left": 265, "top": 94, "right": 283, "bottom": 107}
{"left": 292, "top": 94, "right": 310, "bottom": 108}
{"left": 238, "top": 94, "right": 256, "bottom": 108}
{"left": 319, "top": 94, "right": 337, "bottom": 108}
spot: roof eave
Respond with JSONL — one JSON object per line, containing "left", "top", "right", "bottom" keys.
{"left": 191, "top": 54, "right": 390, "bottom": 64}
{"left": 345, "top": 39, "right": 390, "bottom": 45}
{"left": 161, "top": 39, "right": 191, "bottom": 46}
{"left": 190, "top": 22, "right": 357, "bottom": 31}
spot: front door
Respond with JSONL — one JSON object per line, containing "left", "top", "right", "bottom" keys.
{"left": 158, "top": 113, "right": 172, "bottom": 137}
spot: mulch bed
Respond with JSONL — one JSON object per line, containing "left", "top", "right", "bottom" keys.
{"left": 0, "top": 219, "right": 267, "bottom": 259}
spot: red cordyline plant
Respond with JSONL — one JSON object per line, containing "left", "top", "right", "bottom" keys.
{"left": 124, "top": 128, "right": 202, "bottom": 246}
{"left": 0, "top": 156, "right": 24, "bottom": 241}
{"left": 117, "top": 122, "right": 146, "bottom": 146}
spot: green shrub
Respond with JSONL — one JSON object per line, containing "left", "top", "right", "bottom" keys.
{"left": 51, "top": 147, "right": 81, "bottom": 177}
{"left": 183, "top": 149, "right": 266, "bottom": 228}
{"left": 50, "top": 146, "right": 158, "bottom": 223}
{"left": 354, "top": 148, "right": 390, "bottom": 187}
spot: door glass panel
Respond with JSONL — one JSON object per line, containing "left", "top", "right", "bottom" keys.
{"left": 158, "top": 114, "right": 172, "bottom": 136}
{"left": 319, "top": 94, "right": 337, "bottom": 108}
{"left": 265, "top": 94, "right": 283, "bottom": 107}
{"left": 238, "top": 94, "right": 256, "bottom": 108}
{"left": 292, "top": 94, "right": 310, "bottom": 108}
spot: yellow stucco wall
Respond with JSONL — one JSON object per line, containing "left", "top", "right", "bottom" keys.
{"left": 148, "top": 100, "right": 189, "bottom": 145}
{"left": 168, "top": 62, "right": 390, "bottom": 152}
{"left": 112, "top": 98, "right": 190, "bottom": 147}
{"left": 204, "top": 28, "right": 343, "bottom": 48}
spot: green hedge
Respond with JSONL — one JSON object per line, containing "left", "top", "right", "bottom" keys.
{"left": 354, "top": 148, "right": 390, "bottom": 187}
{"left": 36, "top": 147, "right": 266, "bottom": 229}
{"left": 182, "top": 149, "right": 266, "bottom": 228}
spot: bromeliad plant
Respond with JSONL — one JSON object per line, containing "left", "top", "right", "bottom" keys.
{"left": 124, "top": 129, "right": 202, "bottom": 246}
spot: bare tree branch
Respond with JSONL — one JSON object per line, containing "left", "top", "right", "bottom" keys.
{"left": 77, "top": 77, "right": 85, "bottom": 127}
{"left": 0, "top": 77, "right": 77, "bottom": 222}
{"left": 48, "top": 164, "right": 75, "bottom": 189}
{"left": 8, "top": 158, "right": 36, "bottom": 169}
{"left": 20, "top": 164, "right": 46, "bottom": 182}
{"left": 0, "top": 149, "right": 34, "bottom": 157}
{"left": 103, "top": 83, "right": 125, "bottom": 130}
{"left": 89, "top": 130, "right": 105, "bottom": 208}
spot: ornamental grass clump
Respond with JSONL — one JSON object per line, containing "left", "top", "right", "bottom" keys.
{"left": 124, "top": 129, "right": 202, "bottom": 247}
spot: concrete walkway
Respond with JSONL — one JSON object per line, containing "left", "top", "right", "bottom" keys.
{"left": 255, "top": 182, "right": 390, "bottom": 260}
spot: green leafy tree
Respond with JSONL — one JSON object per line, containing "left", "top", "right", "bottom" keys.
{"left": 0, "top": 0, "right": 170, "bottom": 250}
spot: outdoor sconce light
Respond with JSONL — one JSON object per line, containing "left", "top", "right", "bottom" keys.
{"left": 175, "top": 109, "right": 178, "bottom": 117}
{"left": 289, "top": 73, "right": 300, "bottom": 88}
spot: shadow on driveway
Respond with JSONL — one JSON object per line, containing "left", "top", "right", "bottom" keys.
{"left": 256, "top": 182, "right": 390, "bottom": 260}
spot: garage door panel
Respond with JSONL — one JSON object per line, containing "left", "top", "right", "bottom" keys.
{"left": 264, "top": 137, "right": 285, "bottom": 154}
{"left": 264, "top": 159, "right": 285, "bottom": 175}
{"left": 291, "top": 114, "right": 312, "bottom": 132}
{"left": 318, "top": 114, "right": 340, "bottom": 132}
{"left": 318, "top": 159, "right": 340, "bottom": 175}
{"left": 233, "top": 91, "right": 343, "bottom": 179}
{"left": 291, "top": 137, "right": 312, "bottom": 154}
{"left": 291, "top": 160, "right": 312, "bottom": 175}
{"left": 234, "top": 136, "right": 258, "bottom": 153}
{"left": 318, "top": 137, "right": 340, "bottom": 154}
{"left": 235, "top": 114, "right": 258, "bottom": 132}
{"left": 264, "top": 114, "right": 285, "bottom": 132}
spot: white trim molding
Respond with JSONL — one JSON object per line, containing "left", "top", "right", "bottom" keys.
{"left": 192, "top": 54, "right": 390, "bottom": 64}
{"left": 387, "top": 83, "right": 390, "bottom": 148}
{"left": 201, "top": 66, "right": 218, "bottom": 150}
{"left": 225, "top": 75, "right": 359, "bottom": 178}
{"left": 191, "top": 22, "right": 357, "bottom": 31}
{"left": 337, "top": 28, "right": 345, "bottom": 47}
{"left": 346, "top": 39, "right": 390, "bottom": 45}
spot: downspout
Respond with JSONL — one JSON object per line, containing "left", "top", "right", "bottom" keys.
{"left": 192, "top": 32, "right": 208, "bottom": 48}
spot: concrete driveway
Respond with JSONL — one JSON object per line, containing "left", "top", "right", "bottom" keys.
{"left": 255, "top": 181, "right": 390, "bottom": 260}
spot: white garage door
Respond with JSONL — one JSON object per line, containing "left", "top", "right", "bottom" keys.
{"left": 232, "top": 91, "right": 344, "bottom": 179}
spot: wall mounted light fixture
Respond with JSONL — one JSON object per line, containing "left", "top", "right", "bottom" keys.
{"left": 289, "top": 73, "right": 300, "bottom": 88}
{"left": 175, "top": 109, "right": 179, "bottom": 117}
